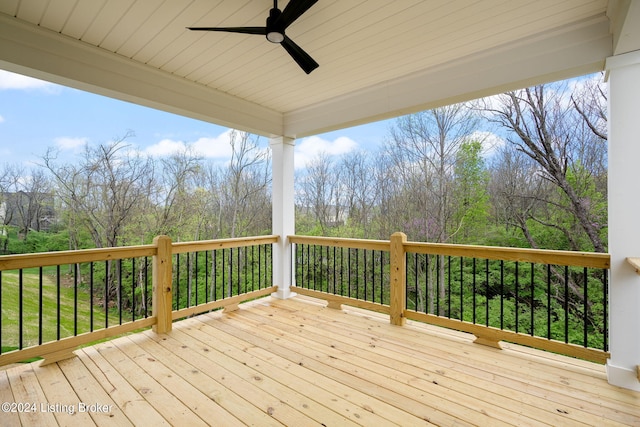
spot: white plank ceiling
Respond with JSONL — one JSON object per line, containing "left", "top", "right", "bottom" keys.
{"left": 0, "top": 0, "right": 637, "bottom": 137}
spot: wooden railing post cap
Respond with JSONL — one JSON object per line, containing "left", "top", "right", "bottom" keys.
{"left": 391, "top": 232, "right": 407, "bottom": 240}
{"left": 154, "top": 235, "right": 172, "bottom": 244}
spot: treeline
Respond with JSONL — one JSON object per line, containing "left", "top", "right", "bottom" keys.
{"left": 297, "top": 76, "right": 607, "bottom": 253}
{"left": 0, "top": 130, "right": 272, "bottom": 253}
{"left": 0, "top": 76, "right": 607, "bottom": 255}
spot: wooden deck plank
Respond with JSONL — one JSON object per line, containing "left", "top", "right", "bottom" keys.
{"left": 258, "top": 297, "right": 639, "bottom": 426}
{"left": 0, "top": 370, "right": 21, "bottom": 427}
{"left": 56, "top": 357, "right": 132, "bottom": 427}
{"left": 89, "top": 340, "right": 208, "bottom": 427}
{"left": 183, "top": 315, "right": 429, "bottom": 426}
{"left": 128, "top": 331, "right": 284, "bottom": 427}
{"left": 148, "top": 327, "right": 320, "bottom": 426}
{"left": 166, "top": 324, "right": 358, "bottom": 426}
{"left": 77, "top": 345, "right": 172, "bottom": 427}
{"left": 6, "top": 364, "right": 57, "bottom": 427}
{"left": 244, "top": 301, "right": 596, "bottom": 427}
{"left": 175, "top": 316, "right": 404, "bottom": 426}
{"left": 216, "top": 304, "right": 545, "bottom": 426}
{"left": 110, "top": 335, "right": 249, "bottom": 426}
{"left": 274, "top": 296, "right": 639, "bottom": 409}
{"left": 31, "top": 362, "right": 95, "bottom": 427}
{"left": 200, "top": 309, "right": 475, "bottom": 426}
{"left": 2, "top": 295, "right": 638, "bottom": 426}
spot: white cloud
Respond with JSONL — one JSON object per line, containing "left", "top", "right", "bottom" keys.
{"left": 295, "top": 135, "right": 358, "bottom": 169}
{"left": 143, "top": 129, "right": 234, "bottom": 159}
{"left": 0, "top": 70, "right": 60, "bottom": 93}
{"left": 54, "top": 136, "right": 89, "bottom": 151}
{"left": 0, "top": 114, "right": 4, "bottom": 123}
{"left": 469, "top": 131, "right": 506, "bottom": 158}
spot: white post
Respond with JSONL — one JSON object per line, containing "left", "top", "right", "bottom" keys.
{"left": 606, "top": 49, "right": 640, "bottom": 391}
{"left": 270, "top": 136, "right": 297, "bottom": 299}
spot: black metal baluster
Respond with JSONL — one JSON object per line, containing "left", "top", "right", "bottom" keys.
{"left": 223, "top": 248, "right": 228, "bottom": 298}
{"left": 380, "top": 251, "right": 384, "bottom": 304}
{"left": 74, "top": 264, "right": 78, "bottom": 334}
{"left": 348, "top": 248, "right": 352, "bottom": 298}
{"left": 564, "top": 265, "right": 569, "bottom": 344}
{"left": 39, "top": 267, "right": 43, "bottom": 345}
{"left": 485, "top": 259, "right": 489, "bottom": 327}
{"left": 425, "top": 254, "right": 429, "bottom": 314}
{"left": 105, "top": 261, "right": 109, "bottom": 329}
{"left": 213, "top": 250, "right": 218, "bottom": 301}
{"left": 530, "top": 263, "right": 535, "bottom": 336}
{"left": 205, "top": 251, "right": 209, "bottom": 303}
{"left": 118, "top": 259, "right": 123, "bottom": 325}
{"left": 132, "top": 258, "right": 136, "bottom": 322}
{"left": 333, "top": 246, "right": 337, "bottom": 294}
{"left": 340, "top": 247, "right": 345, "bottom": 296}
{"left": 500, "top": 260, "right": 504, "bottom": 329}
{"left": 472, "top": 258, "right": 477, "bottom": 324}
{"left": 547, "top": 264, "right": 551, "bottom": 340}
{"left": 515, "top": 262, "right": 519, "bottom": 333}
{"left": 186, "top": 252, "right": 191, "bottom": 307}
{"left": 447, "top": 256, "right": 452, "bottom": 318}
{"left": 144, "top": 257, "right": 149, "bottom": 318}
{"left": 56, "top": 264, "right": 65, "bottom": 341}
{"left": 237, "top": 247, "right": 241, "bottom": 295}
{"left": 318, "top": 245, "right": 323, "bottom": 292}
{"left": 413, "top": 253, "right": 418, "bottom": 311}
{"left": 364, "top": 249, "right": 368, "bottom": 301}
{"left": 460, "top": 257, "right": 464, "bottom": 322}
{"left": 19, "top": 269, "right": 23, "bottom": 350}
{"left": 436, "top": 255, "right": 440, "bottom": 316}
{"left": 583, "top": 267, "right": 588, "bottom": 347}
{"left": 176, "top": 253, "right": 181, "bottom": 310}
{"left": 195, "top": 251, "right": 199, "bottom": 305}
{"left": 90, "top": 262, "right": 94, "bottom": 332}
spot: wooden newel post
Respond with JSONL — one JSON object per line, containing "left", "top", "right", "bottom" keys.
{"left": 153, "top": 235, "right": 173, "bottom": 334}
{"left": 390, "top": 232, "right": 407, "bottom": 326}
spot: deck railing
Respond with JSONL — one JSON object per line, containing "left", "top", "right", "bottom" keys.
{"left": 0, "top": 235, "right": 278, "bottom": 366}
{"left": 290, "top": 232, "right": 611, "bottom": 364}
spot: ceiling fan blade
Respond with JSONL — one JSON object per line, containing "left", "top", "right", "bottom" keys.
{"left": 276, "top": 0, "right": 318, "bottom": 29}
{"left": 281, "top": 35, "right": 318, "bottom": 74}
{"left": 187, "top": 26, "right": 266, "bottom": 35}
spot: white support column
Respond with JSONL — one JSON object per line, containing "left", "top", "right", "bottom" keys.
{"left": 270, "top": 136, "right": 297, "bottom": 299}
{"left": 605, "top": 49, "right": 640, "bottom": 391}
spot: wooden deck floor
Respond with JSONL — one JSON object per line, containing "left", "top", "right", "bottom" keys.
{"left": 1, "top": 295, "right": 639, "bottom": 426}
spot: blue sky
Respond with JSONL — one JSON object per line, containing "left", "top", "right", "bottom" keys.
{"left": 0, "top": 69, "right": 392, "bottom": 170}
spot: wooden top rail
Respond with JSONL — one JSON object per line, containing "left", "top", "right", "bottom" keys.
{"left": 289, "top": 235, "right": 610, "bottom": 270}
{"left": 172, "top": 235, "right": 279, "bottom": 254}
{"left": 404, "top": 241, "right": 611, "bottom": 269}
{"left": 0, "top": 235, "right": 280, "bottom": 272}
{"left": 288, "top": 235, "right": 390, "bottom": 251}
{"left": 0, "top": 244, "right": 157, "bottom": 272}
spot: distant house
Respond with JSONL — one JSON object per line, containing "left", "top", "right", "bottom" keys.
{"left": 0, "top": 191, "right": 56, "bottom": 233}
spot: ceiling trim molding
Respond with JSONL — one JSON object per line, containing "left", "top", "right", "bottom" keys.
{"left": 284, "top": 16, "right": 613, "bottom": 138}
{"left": 0, "top": 13, "right": 283, "bottom": 136}
{"left": 608, "top": 0, "right": 640, "bottom": 55}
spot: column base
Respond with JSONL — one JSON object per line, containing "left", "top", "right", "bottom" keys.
{"left": 606, "top": 360, "right": 640, "bottom": 391}
{"left": 271, "top": 289, "right": 297, "bottom": 300}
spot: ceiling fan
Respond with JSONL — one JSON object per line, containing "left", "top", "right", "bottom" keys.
{"left": 188, "top": 0, "right": 319, "bottom": 74}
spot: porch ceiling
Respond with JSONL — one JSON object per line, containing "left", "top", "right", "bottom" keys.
{"left": 0, "top": 1, "right": 638, "bottom": 138}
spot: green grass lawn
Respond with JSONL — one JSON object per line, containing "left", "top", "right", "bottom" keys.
{"left": 1, "top": 270, "right": 107, "bottom": 350}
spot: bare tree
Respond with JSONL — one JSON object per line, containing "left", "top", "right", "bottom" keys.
{"left": 482, "top": 83, "right": 607, "bottom": 252}
{"left": 297, "top": 152, "right": 342, "bottom": 234}
{"left": 338, "top": 151, "right": 375, "bottom": 236}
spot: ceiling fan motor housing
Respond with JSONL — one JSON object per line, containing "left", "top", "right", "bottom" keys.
{"left": 266, "top": 7, "right": 285, "bottom": 43}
